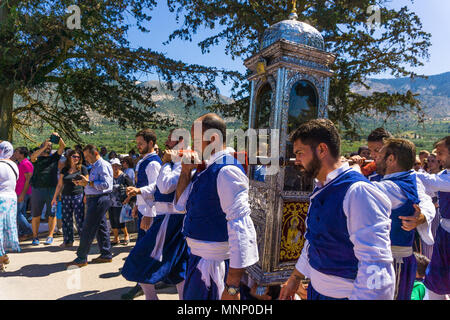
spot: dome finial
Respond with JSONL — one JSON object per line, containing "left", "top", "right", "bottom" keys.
{"left": 289, "top": 0, "right": 298, "bottom": 20}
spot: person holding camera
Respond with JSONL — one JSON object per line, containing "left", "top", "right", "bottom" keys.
{"left": 29, "top": 133, "right": 66, "bottom": 246}
{"left": 51, "top": 150, "right": 88, "bottom": 248}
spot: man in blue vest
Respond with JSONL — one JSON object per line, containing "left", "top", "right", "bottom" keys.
{"left": 280, "top": 119, "right": 395, "bottom": 300}
{"left": 174, "top": 113, "right": 259, "bottom": 300}
{"left": 368, "top": 138, "right": 435, "bottom": 300}
{"left": 122, "top": 130, "right": 189, "bottom": 300}
{"left": 121, "top": 129, "right": 161, "bottom": 300}
{"left": 415, "top": 136, "right": 450, "bottom": 299}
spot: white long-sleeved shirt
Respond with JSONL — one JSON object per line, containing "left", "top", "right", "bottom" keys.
{"left": 371, "top": 171, "right": 436, "bottom": 245}
{"left": 415, "top": 169, "right": 450, "bottom": 196}
{"left": 135, "top": 152, "right": 161, "bottom": 217}
{"left": 140, "top": 161, "right": 182, "bottom": 215}
{"left": 415, "top": 169, "right": 450, "bottom": 233}
{"left": 296, "top": 163, "right": 395, "bottom": 300}
{"left": 174, "top": 148, "right": 259, "bottom": 269}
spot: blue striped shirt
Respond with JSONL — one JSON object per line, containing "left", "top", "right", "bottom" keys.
{"left": 85, "top": 158, "right": 113, "bottom": 195}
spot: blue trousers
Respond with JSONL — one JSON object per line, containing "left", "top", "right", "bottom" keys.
{"left": 127, "top": 210, "right": 148, "bottom": 289}
{"left": 122, "top": 214, "right": 188, "bottom": 285}
{"left": 17, "top": 194, "right": 32, "bottom": 236}
{"left": 136, "top": 210, "right": 147, "bottom": 243}
{"left": 307, "top": 284, "right": 348, "bottom": 300}
{"left": 76, "top": 194, "right": 112, "bottom": 261}
{"left": 393, "top": 254, "right": 417, "bottom": 300}
{"left": 424, "top": 225, "right": 450, "bottom": 295}
{"left": 183, "top": 253, "right": 230, "bottom": 300}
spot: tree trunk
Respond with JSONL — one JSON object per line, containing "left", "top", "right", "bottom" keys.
{"left": 0, "top": 87, "right": 14, "bottom": 142}
{"left": 0, "top": 3, "right": 14, "bottom": 142}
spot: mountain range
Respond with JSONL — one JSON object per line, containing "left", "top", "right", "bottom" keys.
{"left": 13, "top": 72, "right": 449, "bottom": 151}
{"left": 352, "top": 72, "right": 450, "bottom": 119}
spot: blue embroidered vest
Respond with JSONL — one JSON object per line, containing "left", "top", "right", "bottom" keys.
{"left": 437, "top": 170, "right": 450, "bottom": 219}
{"left": 136, "top": 154, "right": 161, "bottom": 188}
{"left": 368, "top": 172, "right": 383, "bottom": 182}
{"left": 183, "top": 154, "right": 245, "bottom": 242}
{"left": 307, "top": 169, "right": 368, "bottom": 280}
{"left": 438, "top": 185, "right": 450, "bottom": 220}
{"left": 384, "top": 171, "right": 420, "bottom": 247}
{"left": 154, "top": 162, "right": 176, "bottom": 203}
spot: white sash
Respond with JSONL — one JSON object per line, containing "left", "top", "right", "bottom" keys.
{"left": 150, "top": 214, "right": 171, "bottom": 262}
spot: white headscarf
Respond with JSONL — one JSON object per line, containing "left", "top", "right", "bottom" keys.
{"left": 0, "top": 141, "right": 14, "bottom": 159}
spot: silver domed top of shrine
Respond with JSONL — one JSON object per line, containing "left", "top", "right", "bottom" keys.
{"left": 261, "top": 13, "right": 324, "bottom": 50}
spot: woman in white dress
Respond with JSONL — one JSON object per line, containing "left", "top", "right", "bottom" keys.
{"left": 0, "top": 141, "right": 20, "bottom": 272}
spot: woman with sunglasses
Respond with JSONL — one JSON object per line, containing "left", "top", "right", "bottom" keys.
{"left": 51, "top": 150, "right": 88, "bottom": 248}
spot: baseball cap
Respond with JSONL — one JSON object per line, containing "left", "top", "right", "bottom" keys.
{"left": 110, "top": 158, "right": 121, "bottom": 166}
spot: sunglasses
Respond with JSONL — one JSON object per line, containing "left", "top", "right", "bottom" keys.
{"left": 71, "top": 155, "right": 81, "bottom": 159}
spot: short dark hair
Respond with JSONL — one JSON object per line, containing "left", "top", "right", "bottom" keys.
{"left": 136, "top": 129, "right": 157, "bottom": 145}
{"left": 434, "top": 136, "right": 450, "bottom": 152}
{"left": 289, "top": 119, "right": 341, "bottom": 158}
{"left": 383, "top": 138, "right": 416, "bottom": 171}
{"left": 83, "top": 144, "right": 98, "bottom": 154}
{"left": 200, "top": 113, "right": 226, "bottom": 141}
{"left": 368, "top": 128, "right": 392, "bottom": 142}
{"left": 15, "top": 147, "right": 29, "bottom": 157}
{"left": 122, "top": 156, "right": 135, "bottom": 169}
{"left": 357, "top": 146, "right": 369, "bottom": 155}
{"left": 108, "top": 151, "right": 117, "bottom": 159}
{"left": 414, "top": 252, "right": 430, "bottom": 277}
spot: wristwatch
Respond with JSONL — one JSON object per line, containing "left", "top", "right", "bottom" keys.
{"left": 224, "top": 284, "right": 240, "bottom": 296}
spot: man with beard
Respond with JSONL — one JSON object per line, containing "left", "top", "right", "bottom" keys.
{"left": 121, "top": 129, "right": 162, "bottom": 299}
{"left": 122, "top": 130, "right": 189, "bottom": 300}
{"left": 174, "top": 113, "right": 258, "bottom": 300}
{"left": 368, "top": 138, "right": 435, "bottom": 300}
{"left": 414, "top": 136, "right": 450, "bottom": 299}
{"left": 279, "top": 119, "right": 395, "bottom": 300}
{"left": 29, "top": 133, "right": 66, "bottom": 245}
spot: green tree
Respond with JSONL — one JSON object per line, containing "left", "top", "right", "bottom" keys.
{"left": 166, "top": 0, "right": 431, "bottom": 137}
{"left": 0, "top": 0, "right": 239, "bottom": 142}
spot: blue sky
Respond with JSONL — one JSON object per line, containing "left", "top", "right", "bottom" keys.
{"left": 127, "top": 0, "right": 450, "bottom": 96}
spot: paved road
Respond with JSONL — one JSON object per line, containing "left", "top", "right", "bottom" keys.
{"left": 0, "top": 231, "right": 179, "bottom": 300}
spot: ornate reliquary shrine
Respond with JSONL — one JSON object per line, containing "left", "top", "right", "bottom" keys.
{"left": 245, "top": 11, "right": 336, "bottom": 286}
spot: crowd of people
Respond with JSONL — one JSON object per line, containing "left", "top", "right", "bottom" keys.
{"left": 0, "top": 135, "right": 140, "bottom": 266}
{"left": 0, "top": 114, "right": 449, "bottom": 301}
